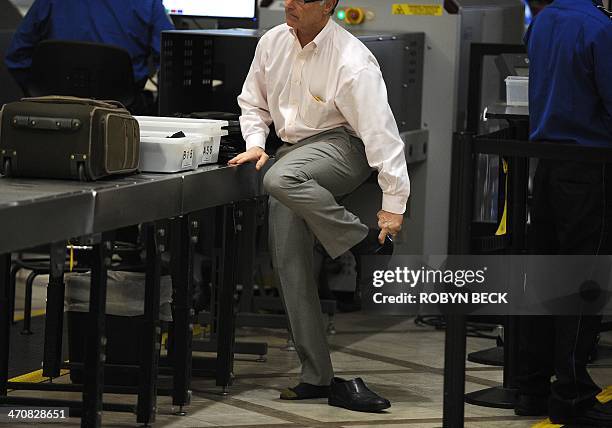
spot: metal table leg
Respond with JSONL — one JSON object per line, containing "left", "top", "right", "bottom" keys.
{"left": 21, "top": 271, "right": 35, "bottom": 335}
{"left": 81, "top": 234, "right": 110, "bottom": 428}
{"left": 237, "top": 200, "right": 257, "bottom": 315}
{"left": 9, "top": 262, "right": 19, "bottom": 325}
{"left": 137, "top": 222, "right": 164, "bottom": 425}
{"left": 170, "top": 216, "right": 197, "bottom": 411}
{"left": 215, "top": 204, "right": 239, "bottom": 390}
{"left": 0, "top": 253, "right": 11, "bottom": 396}
{"left": 43, "top": 242, "right": 66, "bottom": 378}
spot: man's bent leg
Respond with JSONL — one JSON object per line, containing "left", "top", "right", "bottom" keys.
{"left": 264, "top": 129, "right": 372, "bottom": 259}
{"left": 268, "top": 196, "right": 334, "bottom": 386}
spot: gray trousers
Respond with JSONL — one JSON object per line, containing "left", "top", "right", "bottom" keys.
{"left": 263, "top": 127, "right": 372, "bottom": 385}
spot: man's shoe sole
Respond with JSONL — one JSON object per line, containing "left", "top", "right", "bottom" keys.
{"left": 328, "top": 397, "right": 390, "bottom": 413}
{"left": 280, "top": 391, "right": 328, "bottom": 400}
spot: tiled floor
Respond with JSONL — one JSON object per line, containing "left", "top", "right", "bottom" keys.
{"left": 8, "top": 272, "right": 612, "bottom": 427}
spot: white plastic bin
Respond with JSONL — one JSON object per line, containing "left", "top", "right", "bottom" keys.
{"left": 139, "top": 135, "right": 202, "bottom": 173}
{"left": 505, "top": 76, "right": 529, "bottom": 106}
{"left": 136, "top": 116, "right": 228, "bottom": 165}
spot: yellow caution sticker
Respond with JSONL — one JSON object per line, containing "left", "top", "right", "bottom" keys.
{"left": 392, "top": 4, "right": 443, "bottom": 16}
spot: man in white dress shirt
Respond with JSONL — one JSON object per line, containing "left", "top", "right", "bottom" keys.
{"left": 229, "top": 0, "right": 410, "bottom": 412}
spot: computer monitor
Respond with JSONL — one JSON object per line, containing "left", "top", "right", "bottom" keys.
{"left": 163, "top": 0, "right": 257, "bottom": 20}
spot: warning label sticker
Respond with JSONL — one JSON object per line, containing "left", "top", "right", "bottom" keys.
{"left": 392, "top": 4, "right": 443, "bottom": 16}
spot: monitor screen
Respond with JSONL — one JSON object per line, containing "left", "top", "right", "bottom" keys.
{"left": 163, "top": 0, "right": 257, "bottom": 19}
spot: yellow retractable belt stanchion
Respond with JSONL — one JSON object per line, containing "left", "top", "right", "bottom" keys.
{"left": 495, "top": 158, "right": 509, "bottom": 236}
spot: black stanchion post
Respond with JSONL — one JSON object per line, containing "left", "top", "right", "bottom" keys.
{"left": 464, "top": 155, "right": 529, "bottom": 408}
{"left": 505, "top": 155, "right": 529, "bottom": 390}
{"left": 444, "top": 132, "right": 475, "bottom": 427}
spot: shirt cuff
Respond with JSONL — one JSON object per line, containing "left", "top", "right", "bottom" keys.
{"left": 382, "top": 193, "right": 408, "bottom": 215}
{"left": 245, "top": 133, "right": 267, "bottom": 151}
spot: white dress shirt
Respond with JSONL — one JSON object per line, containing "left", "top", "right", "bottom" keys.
{"left": 238, "top": 19, "right": 410, "bottom": 214}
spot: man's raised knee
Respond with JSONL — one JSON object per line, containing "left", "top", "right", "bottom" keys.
{"left": 263, "top": 168, "right": 284, "bottom": 199}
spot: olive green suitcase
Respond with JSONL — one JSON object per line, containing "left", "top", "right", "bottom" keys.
{"left": 0, "top": 96, "right": 139, "bottom": 180}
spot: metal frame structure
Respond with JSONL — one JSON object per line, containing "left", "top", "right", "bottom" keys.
{"left": 444, "top": 132, "right": 612, "bottom": 427}
{"left": 0, "top": 163, "right": 265, "bottom": 427}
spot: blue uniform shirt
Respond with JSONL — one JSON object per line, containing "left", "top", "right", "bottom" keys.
{"left": 5, "top": 0, "right": 174, "bottom": 84}
{"left": 525, "top": 0, "right": 612, "bottom": 146}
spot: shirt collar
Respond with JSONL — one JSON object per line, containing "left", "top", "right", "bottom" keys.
{"left": 311, "top": 18, "right": 334, "bottom": 48}
{"left": 288, "top": 18, "right": 335, "bottom": 51}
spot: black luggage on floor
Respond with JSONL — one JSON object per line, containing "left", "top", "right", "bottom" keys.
{"left": 0, "top": 96, "right": 140, "bottom": 180}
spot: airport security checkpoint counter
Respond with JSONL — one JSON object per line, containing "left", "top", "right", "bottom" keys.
{"left": 0, "top": 162, "right": 265, "bottom": 427}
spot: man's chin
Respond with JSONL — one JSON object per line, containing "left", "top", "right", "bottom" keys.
{"left": 285, "top": 14, "right": 299, "bottom": 27}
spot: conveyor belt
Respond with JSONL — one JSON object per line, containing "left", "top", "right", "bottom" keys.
{"left": 0, "top": 163, "right": 266, "bottom": 253}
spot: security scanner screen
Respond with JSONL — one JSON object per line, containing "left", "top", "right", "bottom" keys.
{"left": 163, "top": 0, "right": 257, "bottom": 19}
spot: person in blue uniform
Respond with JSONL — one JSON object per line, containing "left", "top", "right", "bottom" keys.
{"left": 517, "top": 0, "right": 612, "bottom": 425}
{"left": 4, "top": 0, "right": 174, "bottom": 90}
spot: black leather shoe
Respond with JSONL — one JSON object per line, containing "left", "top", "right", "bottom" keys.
{"left": 514, "top": 395, "right": 548, "bottom": 416}
{"left": 328, "top": 377, "right": 390, "bottom": 412}
{"left": 350, "top": 230, "right": 394, "bottom": 257}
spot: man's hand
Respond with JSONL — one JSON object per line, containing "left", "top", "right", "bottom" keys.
{"left": 228, "top": 147, "right": 269, "bottom": 171}
{"left": 377, "top": 210, "right": 404, "bottom": 244}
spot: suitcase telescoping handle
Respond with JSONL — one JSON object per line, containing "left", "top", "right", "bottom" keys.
{"left": 12, "top": 115, "right": 82, "bottom": 131}
{"left": 21, "top": 95, "right": 127, "bottom": 110}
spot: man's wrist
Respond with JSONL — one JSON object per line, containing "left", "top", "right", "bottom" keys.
{"left": 381, "top": 194, "right": 407, "bottom": 215}
{"left": 245, "top": 134, "right": 267, "bottom": 151}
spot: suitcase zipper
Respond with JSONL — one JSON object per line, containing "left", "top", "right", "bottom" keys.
{"left": 22, "top": 96, "right": 127, "bottom": 111}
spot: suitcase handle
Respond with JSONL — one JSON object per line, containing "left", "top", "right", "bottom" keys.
{"left": 21, "top": 96, "right": 127, "bottom": 111}
{"left": 12, "top": 115, "right": 82, "bottom": 131}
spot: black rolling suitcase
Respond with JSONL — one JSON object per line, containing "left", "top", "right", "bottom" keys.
{"left": 0, "top": 96, "right": 140, "bottom": 180}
